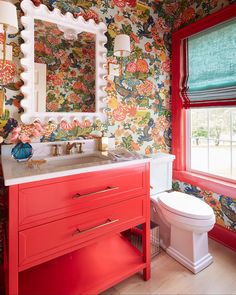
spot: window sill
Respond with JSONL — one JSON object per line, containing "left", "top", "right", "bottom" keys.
{"left": 173, "top": 170, "right": 236, "bottom": 199}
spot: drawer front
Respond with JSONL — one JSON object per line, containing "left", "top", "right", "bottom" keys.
{"left": 19, "top": 196, "right": 146, "bottom": 268}
{"left": 19, "top": 164, "right": 149, "bottom": 228}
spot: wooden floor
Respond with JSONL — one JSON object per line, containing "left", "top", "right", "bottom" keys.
{"left": 103, "top": 239, "right": 236, "bottom": 295}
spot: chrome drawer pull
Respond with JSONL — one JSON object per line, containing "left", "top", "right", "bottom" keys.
{"left": 72, "top": 218, "right": 119, "bottom": 236}
{"left": 73, "top": 186, "right": 119, "bottom": 199}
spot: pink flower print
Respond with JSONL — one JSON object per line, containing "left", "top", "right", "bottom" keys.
{"left": 60, "top": 120, "right": 73, "bottom": 131}
{"left": 72, "top": 120, "right": 82, "bottom": 128}
{"left": 81, "top": 120, "right": 92, "bottom": 128}
{"left": 9, "top": 131, "right": 19, "bottom": 143}
{"left": 47, "top": 101, "right": 60, "bottom": 112}
{"left": 161, "top": 60, "right": 171, "bottom": 73}
{"left": 45, "top": 47, "right": 52, "bottom": 55}
{"left": 113, "top": 0, "right": 126, "bottom": 8}
{"left": 34, "top": 122, "right": 44, "bottom": 132}
{"left": 155, "top": 18, "right": 169, "bottom": 33}
{"left": 18, "top": 133, "right": 31, "bottom": 143}
{"left": 112, "top": 106, "right": 127, "bottom": 121}
{"left": 127, "top": 62, "right": 137, "bottom": 73}
{"left": 136, "top": 80, "right": 154, "bottom": 96}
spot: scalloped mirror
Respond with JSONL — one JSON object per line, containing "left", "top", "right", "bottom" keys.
{"left": 20, "top": 0, "right": 107, "bottom": 124}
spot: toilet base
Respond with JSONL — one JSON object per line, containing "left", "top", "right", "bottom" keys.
{"left": 167, "top": 246, "right": 213, "bottom": 274}
{"left": 166, "top": 225, "right": 213, "bottom": 274}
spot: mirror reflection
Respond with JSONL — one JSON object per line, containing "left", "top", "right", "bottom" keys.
{"left": 34, "top": 19, "right": 96, "bottom": 113}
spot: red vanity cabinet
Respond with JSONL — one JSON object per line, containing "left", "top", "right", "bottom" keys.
{"left": 5, "top": 162, "right": 151, "bottom": 295}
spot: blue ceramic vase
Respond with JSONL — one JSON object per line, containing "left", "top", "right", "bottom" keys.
{"left": 11, "top": 142, "right": 33, "bottom": 162}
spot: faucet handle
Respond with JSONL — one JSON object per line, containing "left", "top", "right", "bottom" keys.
{"left": 76, "top": 142, "right": 85, "bottom": 154}
{"left": 52, "top": 144, "right": 61, "bottom": 156}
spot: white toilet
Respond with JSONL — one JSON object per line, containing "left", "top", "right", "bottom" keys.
{"left": 150, "top": 153, "right": 216, "bottom": 274}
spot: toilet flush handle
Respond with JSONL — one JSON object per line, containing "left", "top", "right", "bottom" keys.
{"left": 150, "top": 185, "right": 153, "bottom": 189}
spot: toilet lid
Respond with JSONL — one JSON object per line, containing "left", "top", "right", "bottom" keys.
{"left": 158, "top": 191, "right": 214, "bottom": 220}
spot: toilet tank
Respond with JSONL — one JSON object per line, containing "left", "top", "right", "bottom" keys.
{"left": 149, "top": 153, "right": 175, "bottom": 196}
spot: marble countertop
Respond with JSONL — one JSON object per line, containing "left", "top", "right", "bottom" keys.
{"left": 1, "top": 142, "right": 150, "bottom": 186}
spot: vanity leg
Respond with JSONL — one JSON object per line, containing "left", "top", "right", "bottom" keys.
{"left": 8, "top": 186, "right": 19, "bottom": 295}
{"left": 142, "top": 221, "right": 151, "bottom": 281}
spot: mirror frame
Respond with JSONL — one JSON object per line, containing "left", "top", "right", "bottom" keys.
{"left": 20, "top": 0, "right": 107, "bottom": 124}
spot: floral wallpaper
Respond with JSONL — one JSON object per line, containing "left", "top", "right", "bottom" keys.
{"left": 173, "top": 181, "right": 236, "bottom": 232}
{"left": 34, "top": 19, "right": 96, "bottom": 113}
{"left": 0, "top": 0, "right": 235, "bottom": 263}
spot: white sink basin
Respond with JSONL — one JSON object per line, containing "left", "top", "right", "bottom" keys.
{"left": 46, "top": 153, "right": 112, "bottom": 170}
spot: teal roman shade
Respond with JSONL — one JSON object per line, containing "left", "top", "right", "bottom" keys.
{"left": 181, "top": 18, "right": 236, "bottom": 108}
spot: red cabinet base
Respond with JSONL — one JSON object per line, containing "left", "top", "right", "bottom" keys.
{"left": 5, "top": 163, "right": 151, "bottom": 295}
{"left": 19, "top": 234, "right": 148, "bottom": 295}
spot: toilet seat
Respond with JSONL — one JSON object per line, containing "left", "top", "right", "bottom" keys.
{"left": 157, "top": 191, "right": 214, "bottom": 220}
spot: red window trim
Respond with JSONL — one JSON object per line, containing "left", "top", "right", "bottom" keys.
{"left": 172, "top": 3, "right": 236, "bottom": 199}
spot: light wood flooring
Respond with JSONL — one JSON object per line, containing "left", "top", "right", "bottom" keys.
{"left": 103, "top": 239, "right": 236, "bottom": 295}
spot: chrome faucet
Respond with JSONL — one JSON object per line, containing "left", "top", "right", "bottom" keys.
{"left": 66, "top": 142, "right": 77, "bottom": 155}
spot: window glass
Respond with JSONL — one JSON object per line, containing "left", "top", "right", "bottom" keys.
{"left": 189, "top": 107, "right": 236, "bottom": 180}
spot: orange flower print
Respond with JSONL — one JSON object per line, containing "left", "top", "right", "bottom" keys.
{"left": 181, "top": 7, "right": 195, "bottom": 23}
{"left": 112, "top": 106, "right": 127, "bottom": 121}
{"left": 73, "top": 82, "right": 88, "bottom": 92}
{"left": 126, "top": 105, "right": 137, "bottom": 117}
{"left": 144, "top": 42, "right": 152, "bottom": 52}
{"left": 35, "top": 42, "right": 45, "bottom": 52}
{"left": 114, "top": 14, "right": 124, "bottom": 22}
{"left": 84, "top": 10, "right": 100, "bottom": 23}
{"left": 145, "top": 146, "right": 152, "bottom": 155}
{"left": 131, "top": 141, "right": 140, "bottom": 151}
{"left": 136, "top": 59, "right": 149, "bottom": 73}
{"left": 136, "top": 80, "right": 154, "bottom": 96}
{"left": 127, "top": 62, "right": 137, "bottom": 73}
{"left": 47, "top": 74, "right": 63, "bottom": 86}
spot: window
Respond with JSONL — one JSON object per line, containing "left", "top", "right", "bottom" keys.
{"left": 172, "top": 3, "right": 236, "bottom": 195}
{"left": 188, "top": 107, "right": 236, "bottom": 181}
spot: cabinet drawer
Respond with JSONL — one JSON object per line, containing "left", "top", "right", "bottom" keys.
{"left": 19, "top": 196, "right": 146, "bottom": 269}
{"left": 19, "top": 164, "right": 149, "bottom": 229}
